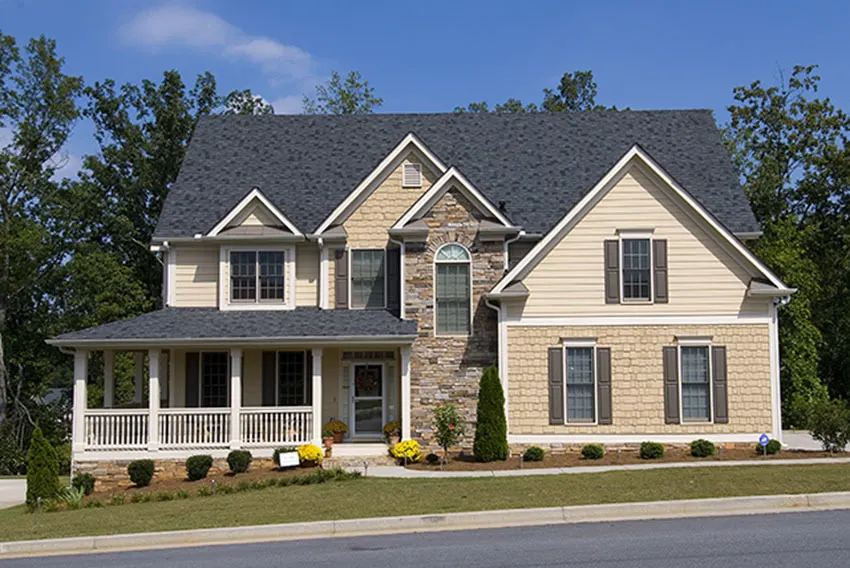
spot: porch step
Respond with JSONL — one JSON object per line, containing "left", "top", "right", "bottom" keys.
{"left": 325, "top": 443, "right": 395, "bottom": 468}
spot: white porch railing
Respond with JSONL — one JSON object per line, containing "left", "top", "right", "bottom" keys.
{"left": 84, "top": 409, "right": 148, "bottom": 450}
{"left": 239, "top": 407, "right": 313, "bottom": 447}
{"left": 158, "top": 408, "right": 231, "bottom": 450}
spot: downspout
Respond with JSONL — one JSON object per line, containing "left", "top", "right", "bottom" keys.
{"left": 484, "top": 296, "right": 509, "bottom": 438}
{"left": 388, "top": 236, "right": 405, "bottom": 319}
{"left": 317, "top": 236, "right": 326, "bottom": 309}
{"left": 503, "top": 230, "right": 525, "bottom": 271}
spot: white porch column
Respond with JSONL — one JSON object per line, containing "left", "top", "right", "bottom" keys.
{"left": 133, "top": 351, "right": 144, "bottom": 404}
{"left": 147, "top": 349, "right": 160, "bottom": 451}
{"left": 103, "top": 350, "right": 115, "bottom": 408}
{"left": 400, "top": 345, "right": 412, "bottom": 441}
{"left": 230, "top": 348, "right": 243, "bottom": 449}
{"left": 72, "top": 350, "right": 89, "bottom": 454}
{"left": 311, "top": 348, "right": 323, "bottom": 446}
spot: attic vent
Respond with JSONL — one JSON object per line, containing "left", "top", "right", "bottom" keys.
{"left": 402, "top": 163, "right": 422, "bottom": 188}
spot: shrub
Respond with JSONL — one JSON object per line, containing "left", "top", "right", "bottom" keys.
{"left": 297, "top": 444, "right": 324, "bottom": 465}
{"left": 425, "top": 452, "right": 440, "bottom": 465}
{"left": 185, "top": 455, "right": 213, "bottom": 481}
{"left": 72, "top": 473, "right": 96, "bottom": 496}
{"left": 108, "top": 495, "right": 125, "bottom": 506}
{"left": 26, "top": 424, "right": 60, "bottom": 510}
{"left": 323, "top": 420, "right": 348, "bottom": 435}
{"left": 690, "top": 439, "right": 716, "bottom": 458}
{"left": 59, "top": 487, "right": 85, "bottom": 510}
{"left": 196, "top": 486, "right": 213, "bottom": 497}
{"left": 473, "top": 366, "right": 509, "bottom": 462}
{"left": 383, "top": 420, "right": 401, "bottom": 441}
{"left": 640, "top": 442, "right": 665, "bottom": 460}
{"left": 755, "top": 439, "right": 782, "bottom": 455}
{"left": 809, "top": 398, "right": 850, "bottom": 452}
{"left": 84, "top": 499, "right": 103, "bottom": 509}
{"left": 273, "top": 447, "right": 298, "bottom": 467}
{"left": 41, "top": 499, "right": 61, "bottom": 513}
{"left": 216, "top": 483, "right": 234, "bottom": 495}
{"left": 227, "top": 450, "right": 253, "bottom": 474}
{"left": 154, "top": 491, "right": 174, "bottom": 502}
{"left": 581, "top": 444, "right": 605, "bottom": 460}
{"left": 55, "top": 442, "right": 72, "bottom": 476}
{"left": 127, "top": 459, "right": 155, "bottom": 487}
{"left": 523, "top": 446, "right": 546, "bottom": 462}
{"left": 235, "top": 481, "right": 252, "bottom": 493}
{"left": 391, "top": 440, "right": 422, "bottom": 462}
{"left": 176, "top": 489, "right": 190, "bottom": 499}
{"left": 130, "top": 492, "right": 151, "bottom": 504}
{"left": 434, "top": 404, "right": 465, "bottom": 460}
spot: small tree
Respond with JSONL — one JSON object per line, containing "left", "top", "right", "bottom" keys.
{"left": 809, "top": 398, "right": 850, "bottom": 452}
{"left": 473, "top": 366, "right": 508, "bottom": 462}
{"left": 25, "top": 424, "right": 60, "bottom": 510}
{"left": 434, "top": 404, "right": 464, "bottom": 461}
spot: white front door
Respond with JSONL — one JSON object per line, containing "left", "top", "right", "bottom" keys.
{"left": 350, "top": 363, "right": 384, "bottom": 438}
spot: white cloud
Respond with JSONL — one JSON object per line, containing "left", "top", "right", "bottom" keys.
{"left": 271, "top": 95, "right": 303, "bottom": 115}
{"left": 49, "top": 151, "right": 82, "bottom": 182}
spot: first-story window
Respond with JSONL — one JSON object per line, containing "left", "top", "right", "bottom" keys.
{"left": 201, "top": 352, "right": 228, "bottom": 407}
{"left": 565, "top": 346, "right": 595, "bottom": 422}
{"left": 229, "top": 250, "right": 285, "bottom": 303}
{"left": 681, "top": 345, "right": 711, "bottom": 421}
{"left": 278, "top": 351, "right": 309, "bottom": 406}
{"left": 350, "top": 249, "right": 386, "bottom": 308}
{"left": 621, "top": 238, "right": 651, "bottom": 301}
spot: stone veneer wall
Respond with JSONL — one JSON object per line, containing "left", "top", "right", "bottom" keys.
{"left": 507, "top": 324, "right": 773, "bottom": 435}
{"left": 405, "top": 188, "right": 502, "bottom": 447}
{"left": 75, "top": 458, "right": 276, "bottom": 490}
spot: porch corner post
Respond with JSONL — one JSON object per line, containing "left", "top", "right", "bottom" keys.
{"left": 311, "top": 347, "right": 323, "bottom": 446}
{"left": 72, "top": 349, "right": 89, "bottom": 454}
{"left": 400, "top": 345, "right": 412, "bottom": 441}
{"left": 230, "top": 348, "right": 243, "bottom": 449}
{"left": 103, "top": 350, "right": 115, "bottom": 408}
{"left": 147, "top": 349, "right": 161, "bottom": 451}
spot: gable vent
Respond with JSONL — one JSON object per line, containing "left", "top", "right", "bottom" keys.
{"left": 402, "top": 163, "right": 423, "bottom": 188}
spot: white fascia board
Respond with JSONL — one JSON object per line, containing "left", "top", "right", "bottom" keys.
{"left": 491, "top": 145, "right": 788, "bottom": 294}
{"left": 393, "top": 166, "right": 516, "bottom": 229}
{"left": 47, "top": 335, "right": 419, "bottom": 349}
{"left": 314, "top": 133, "right": 448, "bottom": 235}
{"left": 207, "top": 187, "right": 303, "bottom": 237}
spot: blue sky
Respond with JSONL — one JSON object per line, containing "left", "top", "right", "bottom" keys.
{"left": 3, "top": 0, "right": 849, "bottom": 177}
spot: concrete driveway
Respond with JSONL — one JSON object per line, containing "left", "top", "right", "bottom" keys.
{"left": 0, "top": 478, "right": 26, "bottom": 509}
{"left": 783, "top": 430, "right": 823, "bottom": 451}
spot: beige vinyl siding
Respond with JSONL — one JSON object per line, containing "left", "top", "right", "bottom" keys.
{"left": 343, "top": 155, "right": 438, "bottom": 248}
{"left": 227, "top": 202, "right": 280, "bottom": 229}
{"left": 295, "top": 244, "right": 319, "bottom": 307}
{"left": 173, "top": 245, "right": 219, "bottom": 307}
{"left": 520, "top": 164, "right": 765, "bottom": 317}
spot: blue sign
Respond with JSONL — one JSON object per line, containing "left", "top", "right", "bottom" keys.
{"left": 759, "top": 434, "right": 770, "bottom": 447}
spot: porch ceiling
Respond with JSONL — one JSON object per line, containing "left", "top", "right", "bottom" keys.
{"left": 48, "top": 307, "right": 418, "bottom": 348}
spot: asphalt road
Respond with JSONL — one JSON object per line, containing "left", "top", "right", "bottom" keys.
{"left": 3, "top": 509, "right": 850, "bottom": 567}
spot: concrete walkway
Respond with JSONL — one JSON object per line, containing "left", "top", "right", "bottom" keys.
{"left": 0, "top": 479, "right": 26, "bottom": 510}
{"left": 783, "top": 430, "right": 823, "bottom": 451}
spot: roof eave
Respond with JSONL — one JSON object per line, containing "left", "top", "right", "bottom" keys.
{"left": 47, "top": 334, "right": 419, "bottom": 349}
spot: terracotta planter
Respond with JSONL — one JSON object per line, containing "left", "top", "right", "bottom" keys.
{"left": 323, "top": 436, "right": 334, "bottom": 449}
{"left": 333, "top": 432, "right": 344, "bottom": 444}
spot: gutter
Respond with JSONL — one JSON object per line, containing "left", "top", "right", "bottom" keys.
{"left": 46, "top": 335, "right": 420, "bottom": 349}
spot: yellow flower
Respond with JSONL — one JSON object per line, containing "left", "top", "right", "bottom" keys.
{"left": 391, "top": 440, "right": 422, "bottom": 462}
{"left": 297, "top": 444, "right": 323, "bottom": 463}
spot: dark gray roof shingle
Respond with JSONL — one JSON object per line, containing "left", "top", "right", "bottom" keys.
{"left": 52, "top": 308, "right": 417, "bottom": 343}
{"left": 154, "top": 110, "right": 758, "bottom": 239}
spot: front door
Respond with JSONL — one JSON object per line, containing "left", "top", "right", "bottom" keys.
{"left": 351, "top": 363, "right": 384, "bottom": 437}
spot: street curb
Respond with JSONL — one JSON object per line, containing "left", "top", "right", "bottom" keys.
{"left": 3, "top": 491, "right": 850, "bottom": 558}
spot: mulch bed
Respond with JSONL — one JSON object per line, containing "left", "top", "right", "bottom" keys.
{"left": 406, "top": 448, "right": 838, "bottom": 471}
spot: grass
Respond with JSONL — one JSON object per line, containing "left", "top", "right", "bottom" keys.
{"left": 0, "top": 463, "right": 848, "bottom": 542}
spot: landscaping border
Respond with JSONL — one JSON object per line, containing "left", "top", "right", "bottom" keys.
{"left": 3, "top": 491, "right": 850, "bottom": 558}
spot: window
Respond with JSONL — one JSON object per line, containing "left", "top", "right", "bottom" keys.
{"left": 565, "top": 347, "right": 595, "bottom": 422}
{"left": 402, "top": 163, "right": 422, "bottom": 187}
{"left": 201, "top": 352, "right": 228, "bottom": 408}
{"left": 435, "top": 243, "right": 471, "bottom": 335}
{"left": 351, "top": 250, "right": 385, "bottom": 309}
{"left": 621, "top": 238, "right": 651, "bottom": 301}
{"left": 681, "top": 345, "right": 711, "bottom": 421}
{"left": 229, "top": 250, "right": 285, "bottom": 303}
{"left": 278, "top": 351, "right": 308, "bottom": 406}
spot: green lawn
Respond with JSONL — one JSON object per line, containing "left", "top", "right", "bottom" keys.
{"left": 1, "top": 463, "right": 849, "bottom": 542}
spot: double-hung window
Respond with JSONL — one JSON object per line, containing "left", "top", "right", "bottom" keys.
{"left": 229, "top": 250, "right": 286, "bottom": 303}
{"left": 621, "top": 238, "right": 651, "bottom": 301}
{"left": 350, "top": 249, "right": 386, "bottom": 309}
{"left": 680, "top": 344, "right": 711, "bottom": 422}
{"left": 564, "top": 344, "right": 596, "bottom": 423}
{"left": 435, "top": 243, "right": 471, "bottom": 336}
{"left": 278, "top": 351, "right": 309, "bottom": 406}
{"left": 201, "top": 352, "right": 229, "bottom": 408}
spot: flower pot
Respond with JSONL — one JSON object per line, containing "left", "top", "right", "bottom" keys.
{"left": 333, "top": 432, "right": 344, "bottom": 444}
{"left": 389, "top": 434, "right": 400, "bottom": 445}
{"left": 323, "top": 436, "right": 334, "bottom": 449}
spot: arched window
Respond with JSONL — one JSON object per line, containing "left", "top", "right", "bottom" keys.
{"left": 435, "top": 243, "right": 471, "bottom": 335}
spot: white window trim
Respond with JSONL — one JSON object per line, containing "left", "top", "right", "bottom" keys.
{"left": 402, "top": 162, "right": 423, "bottom": 188}
{"left": 348, "top": 248, "right": 388, "bottom": 310}
{"left": 219, "top": 244, "right": 296, "bottom": 310}
{"left": 678, "top": 338, "right": 714, "bottom": 424}
{"left": 561, "top": 339, "right": 599, "bottom": 426}
{"left": 199, "top": 351, "right": 230, "bottom": 409}
{"left": 276, "top": 350, "right": 310, "bottom": 407}
{"left": 618, "top": 230, "right": 655, "bottom": 305}
{"left": 433, "top": 243, "right": 473, "bottom": 338}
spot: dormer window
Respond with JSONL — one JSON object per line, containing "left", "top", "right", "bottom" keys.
{"left": 402, "top": 163, "right": 422, "bottom": 188}
{"left": 222, "top": 245, "right": 295, "bottom": 309}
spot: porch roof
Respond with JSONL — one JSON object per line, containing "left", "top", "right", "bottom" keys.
{"left": 48, "top": 307, "right": 418, "bottom": 348}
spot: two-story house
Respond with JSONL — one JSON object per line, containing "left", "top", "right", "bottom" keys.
{"left": 51, "top": 111, "right": 792, "bottom": 474}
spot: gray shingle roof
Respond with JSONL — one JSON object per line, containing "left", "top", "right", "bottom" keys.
{"left": 51, "top": 308, "right": 417, "bottom": 344}
{"left": 154, "top": 110, "right": 758, "bottom": 239}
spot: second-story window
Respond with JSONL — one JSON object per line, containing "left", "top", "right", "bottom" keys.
{"left": 350, "top": 249, "right": 386, "bottom": 309}
{"left": 621, "top": 238, "right": 651, "bottom": 301}
{"left": 230, "top": 251, "right": 285, "bottom": 303}
{"left": 435, "top": 243, "right": 471, "bottom": 336}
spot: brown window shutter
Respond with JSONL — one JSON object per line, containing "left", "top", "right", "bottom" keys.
{"left": 712, "top": 346, "right": 728, "bottom": 423}
{"left": 548, "top": 347, "right": 564, "bottom": 425}
{"left": 335, "top": 249, "right": 348, "bottom": 309}
{"left": 653, "top": 239, "right": 668, "bottom": 303}
{"left": 185, "top": 352, "right": 200, "bottom": 408}
{"left": 596, "top": 347, "right": 612, "bottom": 425}
{"left": 262, "top": 351, "right": 276, "bottom": 407}
{"left": 663, "top": 346, "right": 680, "bottom": 424}
{"left": 386, "top": 248, "right": 401, "bottom": 317}
{"left": 604, "top": 240, "right": 620, "bottom": 304}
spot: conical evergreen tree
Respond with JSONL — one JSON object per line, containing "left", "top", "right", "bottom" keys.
{"left": 26, "top": 423, "right": 60, "bottom": 509}
{"left": 473, "top": 366, "right": 509, "bottom": 462}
